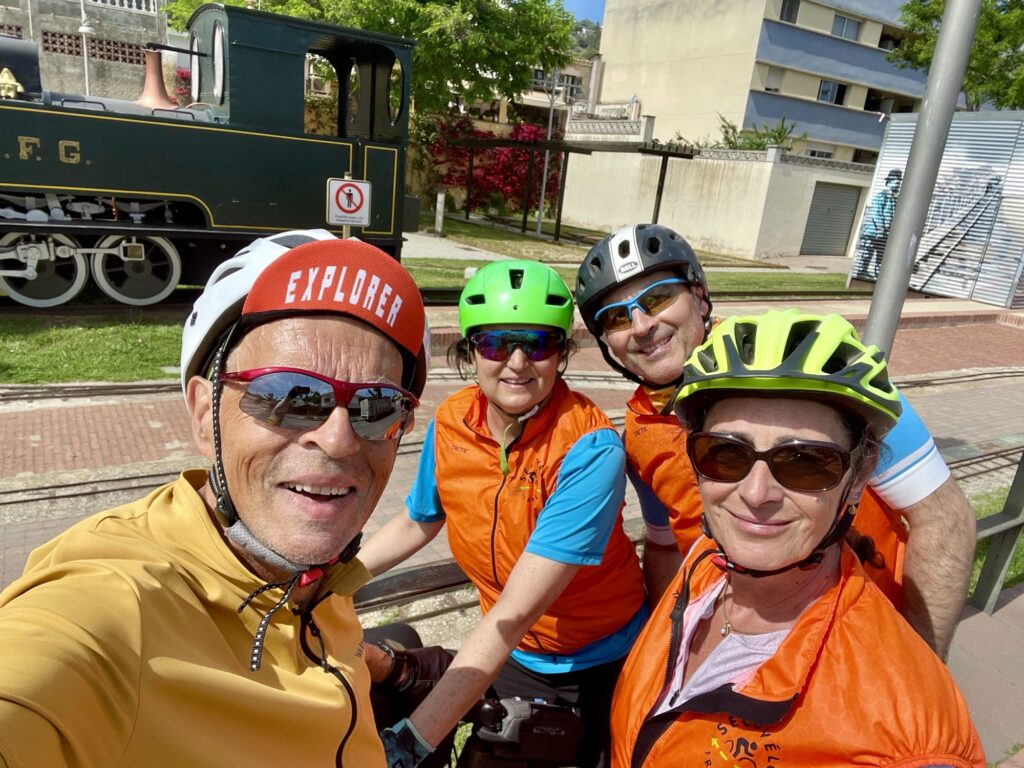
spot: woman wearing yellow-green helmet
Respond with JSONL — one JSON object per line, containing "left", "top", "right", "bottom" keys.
{"left": 361, "top": 260, "right": 645, "bottom": 768}
{"left": 609, "top": 310, "right": 982, "bottom": 767}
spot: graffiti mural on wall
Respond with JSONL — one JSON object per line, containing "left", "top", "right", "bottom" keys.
{"left": 850, "top": 166, "right": 1004, "bottom": 297}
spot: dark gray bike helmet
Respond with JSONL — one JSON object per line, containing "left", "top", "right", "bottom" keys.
{"left": 575, "top": 224, "right": 712, "bottom": 385}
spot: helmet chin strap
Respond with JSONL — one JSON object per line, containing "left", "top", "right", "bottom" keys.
{"left": 700, "top": 481, "right": 859, "bottom": 579}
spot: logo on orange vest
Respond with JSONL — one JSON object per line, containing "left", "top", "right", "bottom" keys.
{"left": 706, "top": 721, "right": 784, "bottom": 767}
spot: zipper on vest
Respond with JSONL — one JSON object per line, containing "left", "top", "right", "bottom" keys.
{"left": 630, "top": 548, "right": 720, "bottom": 768}
{"left": 300, "top": 611, "right": 358, "bottom": 766}
{"left": 490, "top": 473, "right": 508, "bottom": 587}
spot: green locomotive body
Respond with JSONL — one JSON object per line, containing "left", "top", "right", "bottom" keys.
{"left": 0, "top": 4, "right": 413, "bottom": 307}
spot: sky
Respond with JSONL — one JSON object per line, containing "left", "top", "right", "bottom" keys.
{"left": 562, "top": 0, "right": 605, "bottom": 23}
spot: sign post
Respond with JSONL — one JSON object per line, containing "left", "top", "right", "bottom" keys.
{"left": 327, "top": 176, "right": 372, "bottom": 237}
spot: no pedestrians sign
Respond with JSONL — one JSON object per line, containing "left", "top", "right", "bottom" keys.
{"left": 326, "top": 178, "right": 372, "bottom": 226}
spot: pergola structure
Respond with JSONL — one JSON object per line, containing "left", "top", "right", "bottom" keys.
{"left": 447, "top": 137, "right": 696, "bottom": 241}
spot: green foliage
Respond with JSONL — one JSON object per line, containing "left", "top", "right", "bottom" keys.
{"left": 677, "top": 114, "right": 806, "bottom": 151}
{"left": 572, "top": 19, "right": 601, "bottom": 60}
{"left": 164, "top": 0, "right": 575, "bottom": 114}
{"left": 303, "top": 92, "right": 338, "bottom": 136}
{"left": 891, "top": 0, "right": 1024, "bottom": 110}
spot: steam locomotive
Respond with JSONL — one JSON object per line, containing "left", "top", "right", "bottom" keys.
{"left": 0, "top": 3, "right": 412, "bottom": 307}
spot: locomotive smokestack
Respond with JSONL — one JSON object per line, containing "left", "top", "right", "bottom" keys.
{"left": 136, "top": 46, "right": 178, "bottom": 110}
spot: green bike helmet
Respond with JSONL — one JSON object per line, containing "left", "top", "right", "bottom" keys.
{"left": 674, "top": 310, "right": 901, "bottom": 436}
{"left": 459, "top": 260, "right": 574, "bottom": 337}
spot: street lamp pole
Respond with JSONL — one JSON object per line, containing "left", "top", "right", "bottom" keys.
{"left": 78, "top": 0, "right": 94, "bottom": 96}
{"left": 535, "top": 69, "right": 560, "bottom": 236}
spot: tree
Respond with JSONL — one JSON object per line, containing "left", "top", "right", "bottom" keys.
{"left": 890, "top": 0, "right": 1024, "bottom": 110}
{"left": 572, "top": 20, "right": 601, "bottom": 60}
{"left": 677, "top": 114, "right": 806, "bottom": 151}
{"left": 165, "top": 0, "right": 575, "bottom": 114}
{"left": 412, "top": 115, "right": 562, "bottom": 213}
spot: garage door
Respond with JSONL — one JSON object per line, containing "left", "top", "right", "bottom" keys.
{"left": 800, "top": 182, "right": 862, "bottom": 256}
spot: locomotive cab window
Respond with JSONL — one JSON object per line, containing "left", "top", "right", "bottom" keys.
{"left": 188, "top": 31, "right": 201, "bottom": 103}
{"left": 212, "top": 22, "right": 225, "bottom": 105}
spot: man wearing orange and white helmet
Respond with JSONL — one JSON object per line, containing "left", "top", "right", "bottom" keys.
{"left": 0, "top": 231, "right": 429, "bottom": 767}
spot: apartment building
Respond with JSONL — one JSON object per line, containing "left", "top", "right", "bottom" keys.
{"left": 598, "top": 0, "right": 926, "bottom": 162}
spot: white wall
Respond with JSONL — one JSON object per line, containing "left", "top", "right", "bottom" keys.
{"left": 561, "top": 148, "right": 872, "bottom": 258}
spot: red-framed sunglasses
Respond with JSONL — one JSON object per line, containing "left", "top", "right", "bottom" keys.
{"left": 220, "top": 367, "right": 417, "bottom": 441}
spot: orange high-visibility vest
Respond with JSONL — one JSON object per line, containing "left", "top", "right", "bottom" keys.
{"left": 610, "top": 540, "right": 984, "bottom": 768}
{"left": 434, "top": 380, "right": 645, "bottom": 655}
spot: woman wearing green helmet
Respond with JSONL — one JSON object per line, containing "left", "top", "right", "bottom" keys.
{"left": 609, "top": 310, "right": 982, "bottom": 767}
{"left": 361, "top": 260, "right": 646, "bottom": 768}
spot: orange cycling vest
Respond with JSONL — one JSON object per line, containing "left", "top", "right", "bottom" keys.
{"left": 433, "top": 380, "right": 645, "bottom": 655}
{"left": 624, "top": 385, "right": 908, "bottom": 604}
{"left": 610, "top": 540, "right": 985, "bottom": 768}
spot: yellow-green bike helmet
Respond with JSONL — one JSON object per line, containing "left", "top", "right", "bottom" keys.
{"left": 674, "top": 310, "right": 901, "bottom": 435}
{"left": 459, "top": 260, "right": 574, "bottom": 338}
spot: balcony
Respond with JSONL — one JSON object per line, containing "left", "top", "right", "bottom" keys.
{"left": 756, "top": 19, "right": 925, "bottom": 98}
{"left": 745, "top": 90, "right": 886, "bottom": 149}
{"left": 73, "top": 0, "right": 159, "bottom": 15}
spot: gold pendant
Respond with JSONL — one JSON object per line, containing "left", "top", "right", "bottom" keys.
{"left": 720, "top": 620, "right": 732, "bottom": 637}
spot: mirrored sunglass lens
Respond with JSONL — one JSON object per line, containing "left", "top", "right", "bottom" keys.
{"left": 692, "top": 437, "right": 754, "bottom": 482}
{"left": 473, "top": 332, "right": 561, "bottom": 361}
{"left": 239, "top": 372, "right": 335, "bottom": 428}
{"left": 771, "top": 445, "right": 844, "bottom": 490}
{"left": 347, "top": 387, "right": 412, "bottom": 440}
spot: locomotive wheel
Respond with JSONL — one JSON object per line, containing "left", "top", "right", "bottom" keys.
{"left": 91, "top": 235, "right": 182, "bottom": 306}
{"left": 0, "top": 232, "right": 89, "bottom": 308}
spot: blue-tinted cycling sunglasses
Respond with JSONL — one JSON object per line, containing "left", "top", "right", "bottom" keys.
{"left": 593, "top": 277, "right": 689, "bottom": 334}
{"left": 469, "top": 329, "right": 566, "bottom": 362}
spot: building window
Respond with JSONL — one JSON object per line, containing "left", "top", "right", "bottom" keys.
{"left": 1, "top": 24, "right": 24, "bottom": 38}
{"left": 806, "top": 144, "right": 835, "bottom": 159}
{"left": 780, "top": 0, "right": 800, "bottom": 23}
{"left": 765, "top": 65, "right": 784, "bottom": 93}
{"left": 817, "top": 79, "right": 847, "bottom": 105}
{"left": 831, "top": 14, "right": 861, "bottom": 41}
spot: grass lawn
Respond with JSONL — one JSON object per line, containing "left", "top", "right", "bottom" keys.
{"left": 404, "top": 258, "right": 848, "bottom": 294}
{"left": 970, "top": 485, "right": 1024, "bottom": 594}
{"left": 0, "top": 313, "right": 183, "bottom": 384}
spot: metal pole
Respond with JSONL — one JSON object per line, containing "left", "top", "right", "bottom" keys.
{"left": 554, "top": 151, "right": 570, "bottom": 242}
{"left": 79, "top": 0, "right": 91, "bottom": 96}
{"left": 651, "top": 154, "right": 669, "bottom": 224}
{"left": 536, "top": 69, "right": 560, "bottom": 236}
{"left": 521, "top": 148, "right": 535, "bottom": 232}
{"left": 861, "top": 0, "right": 982, "bottom": 355}
{"left": 465, "top": 149, "right": 474, "bottom": 221}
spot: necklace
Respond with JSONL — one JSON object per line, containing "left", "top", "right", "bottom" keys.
{"left": 720, "top": 583, "right": 733, "bottom": 637}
